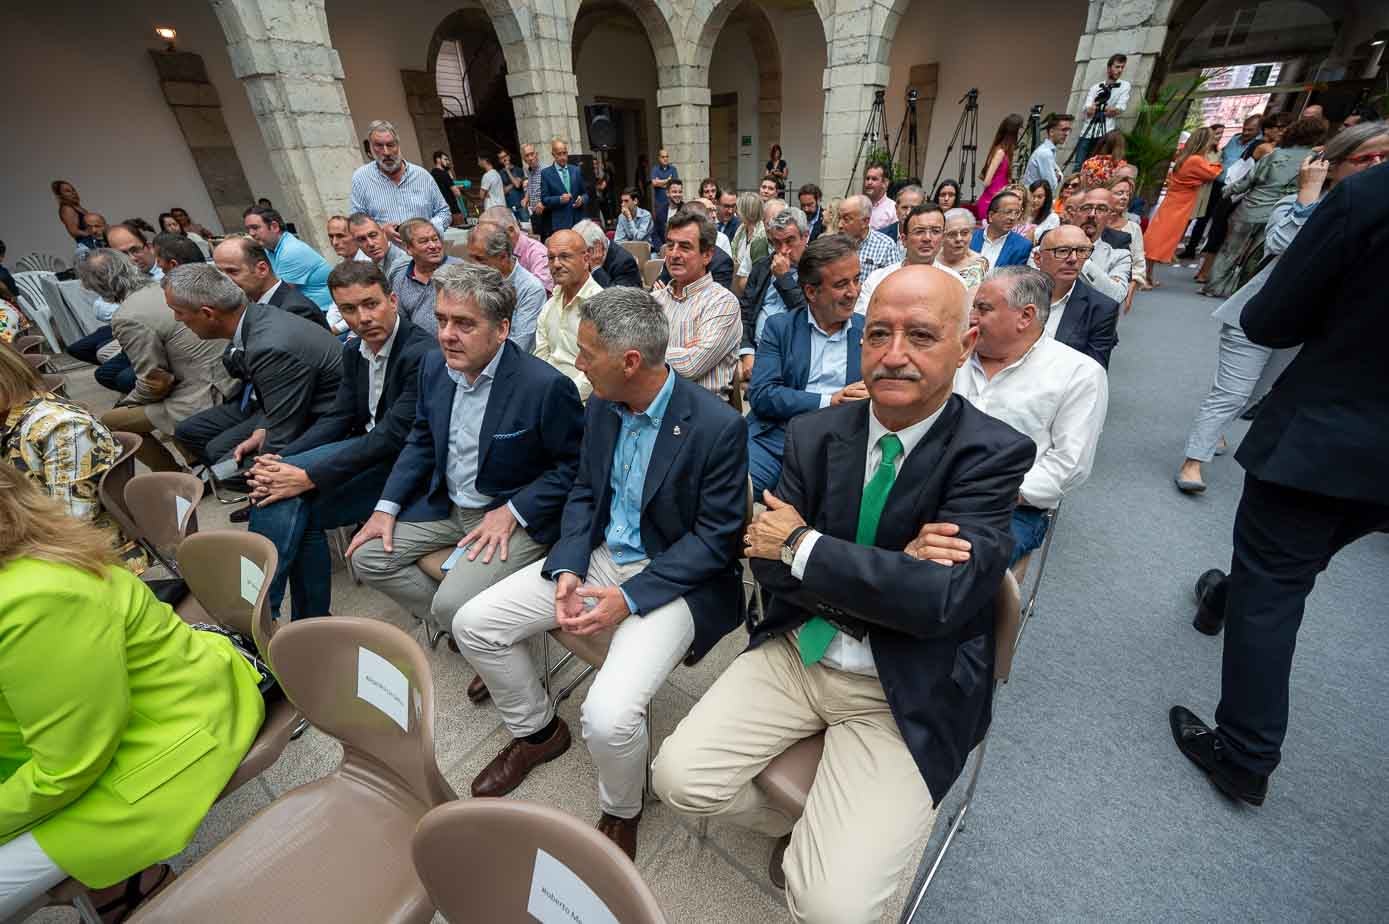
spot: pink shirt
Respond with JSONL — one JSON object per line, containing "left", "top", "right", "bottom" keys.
{"left": 869, "top": 194, "right": 897, "bottom": 231}
{"left": 514, "top": 233, "right": 554, "bottom": 293}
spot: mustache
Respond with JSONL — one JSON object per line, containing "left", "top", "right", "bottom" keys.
{"left": 870, "top": 368, "right": 922, "bottom": 382}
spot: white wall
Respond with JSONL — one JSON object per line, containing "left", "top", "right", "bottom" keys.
{"left": 766, "top": 6, "right": 828, "bottom": 192}
{"left": 884, "top": 0, "right": 1088, "bottom": 194}
{"left": 1, "top": 1, "right": 282, "bottom": 264}
{"left": 710, "top": 22, "right": 763, "bottom": 191}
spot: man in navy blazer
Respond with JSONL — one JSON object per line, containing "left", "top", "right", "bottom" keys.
{"left": 653, "top": 266, "right": 1035, "bottom": 920}
{"left": 348, "top": 262, "right": 584, "bottom": 638}
{"left": 1037, "top": 225, "right": 1120, "bottom": 369}
{"left": 454, "top": 286, "right": 747, "bottom": 860}
{"left": 540, "top": 138, "right": 587, "bottom": 235}
{"left": 747, "top": 234, "right": 867, "bottom": 494}
{"left": 246, "top": 261, "right": 432, "bottom": 620}
{"left": 970, "top": 189, "right": 1032, "bottom": 268}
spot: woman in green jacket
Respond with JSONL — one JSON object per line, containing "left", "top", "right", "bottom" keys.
{"left": 0, "top": 462, "right": 265, "bottom": 920}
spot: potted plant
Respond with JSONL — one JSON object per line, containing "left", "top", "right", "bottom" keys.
{"left": 1124, "top": 74, "right": 1209, "bottom": 209}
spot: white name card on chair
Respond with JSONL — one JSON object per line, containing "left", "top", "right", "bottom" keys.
{"left": 239, "top": 556, "right": 265, "bottom": 605}
{"left": 175, "top": 495, "right": 193, "bottom": 531}
{"left": 357, "top": 647, "right": 409, "bottom": 731}
{"left": 527, "top": 849, "right": 619, "bottom": 924}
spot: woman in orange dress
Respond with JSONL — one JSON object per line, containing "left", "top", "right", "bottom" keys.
{"left": 1142, "top": 127, "right": 1221, "bottom": 286}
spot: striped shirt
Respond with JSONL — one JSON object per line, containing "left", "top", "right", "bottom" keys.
{"left": 525, "top": 165, "right": 544, "bottom": 213}
{"left": 652, "top": 272, "right": 741, "bottom": 397}
{"left": 349, "top": 161, "right": 451, "bottom": 234}
{"left": 857, "top": 229, "right": 903, "bottom": 283}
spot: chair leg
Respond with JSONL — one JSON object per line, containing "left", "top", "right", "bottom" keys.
{"left": 1017, "top": 507, "right": 1060, "bottom": 645}
{"left": 72, "top": 892, "right": 103, "bottom": 924}
{"left": 905, "top": 730, "right": 994, "bottom": 920}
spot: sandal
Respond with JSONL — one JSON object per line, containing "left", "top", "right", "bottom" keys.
{"left": 95, "top": 864, "right": 174, "bottom": 923}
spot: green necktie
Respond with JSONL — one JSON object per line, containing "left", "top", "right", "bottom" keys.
{"left": 559, "top": 166, "right": 570, "bottom": 194}
{"left": 799, "top": 433, "right": 904, "bottom": 666}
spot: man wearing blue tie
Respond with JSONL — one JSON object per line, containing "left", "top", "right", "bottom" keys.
{"left": 540, "top": 138, "right": 587, "bottom": 235}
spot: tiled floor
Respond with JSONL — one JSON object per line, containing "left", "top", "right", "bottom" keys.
{"left": 21, "top": 366, "right": 806, "bottom": 924}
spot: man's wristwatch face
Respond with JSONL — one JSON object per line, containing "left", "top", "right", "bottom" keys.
{"left": 781, "top": 542, "right": 797, "bottom": 566}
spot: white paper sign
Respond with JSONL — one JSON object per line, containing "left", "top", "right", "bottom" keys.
{"left": 527, "top": 848, "right": 619, "bottom": 924}
{"left": 174, "top": 496, "right": 192, "bottom": 531}
{"left": 357, "top": 647, "right": 409, "bottom": 731}
{"left": 239, "top": 556, "right": 265, "bottom": 605}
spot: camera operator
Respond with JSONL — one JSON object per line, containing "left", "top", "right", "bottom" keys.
{"left": 1077, "top": 54, "right": 1131, "bottom": 163}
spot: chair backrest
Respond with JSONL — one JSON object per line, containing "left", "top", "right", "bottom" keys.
{"left": 14, "top": 334, "right": 45, "bottom": 355}
{"left": 175, "top": 530, "right": 277, "bottom": 646}
{"left": 124, "top": 472, "right": 203, "bottom": 556}
{"left": 620, "top": 239, "right": 651, "bottom": 264}
{"left": 96, "top": 431, "right": 143, "bottom": 538}
{"left": 15, "top": 253, "right": 66, "bottom": 274}
{"left": 39, "top": 373, "right": 68, "bottom": 398}
{"left": 269, "top": 616, "right": 457, "bottom": 810}
{"left": 993, "top": 569, "right": 1022, "bottom": 683}
{"left": 413, "top": 800, "right": 668, "bottom": 924}
{"left": 22, "top": 353, "right": 50, "bottom": 372}
{"left": 642, "top": 258, "right": 664, "bottom": 289}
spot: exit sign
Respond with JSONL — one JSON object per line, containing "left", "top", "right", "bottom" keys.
{"left": 741, "top": 135, "right": 752, "bottom": 147}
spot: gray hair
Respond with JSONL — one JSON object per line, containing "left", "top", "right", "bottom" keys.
{"left": 76, "top": 249, "right": 154, "bottom": 303}
{"left": 767, "top": 207, "right": 809, "bottom": 237}
{"left": 473, "top": 221, "right": 513, "bottom": 259}
{"left": 841, "top": 195, "right": 870, "bottom": 218}
{"left": 432, "top": 261, "right": 515, "bottom": 325}
{"left": 1325, "top": 120, "right": 1389, "bottom": 164}
{"left": 163, "top": 263, "right": 248, "bottom": 313}
{"left": 572, "top": 219, "right": 608, "bottom": 252}
{"left": 481, "top": 206, "right": 519, "bottom": 231}
{"left": 944, "top": 207, "right": 975, "bottom": 227}
{"left": 896, "top": 184, "right": 925, "bottom": 205}
{"left": 986, "top": 265, "right": 1053, "bottom": 328}
{"left": 762, "top": 198, "right": 788, "bottom": 223}
{"left": 579, "top": 287, "right": 669, "bottom": 368}
{"left": 366, "top": 119, "right": 398, "bottom": 141}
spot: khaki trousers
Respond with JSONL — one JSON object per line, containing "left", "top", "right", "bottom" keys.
{"left": 652, "top": 634, "right": 935, "bottom": 924}
{"left": 99, "top": 404, "right": 185, "bottom": 472}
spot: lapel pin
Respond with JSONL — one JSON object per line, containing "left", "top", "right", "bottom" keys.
{"left": 673, "top": 425, "right": 682, "bottom": 436}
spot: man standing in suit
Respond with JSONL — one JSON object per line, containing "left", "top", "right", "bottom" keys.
{"left": 245, "top": 261, "right": 433, "bottom": 620}
{"left": 347, "top": 263, "right": 584, "bottom": 641}
{"left": 169, "top": 265, "right": 342, "bottom": 467}
{"left": 212, "top": 238, "right": 329, "bottom": 330}
{"left": 454, "top": 286, "right": 748, "bottom": 859}
{"left": 574, "top": 219, "right": 641, "bottom": 289}
{"left": 747, "top": 233, "right": 865, "bottom": 495}
{"left": 1036, "top": 225, "right": 1120, "bottom": 369}
{"left": 653, "top": 265, "right": 1035, "bottom": 922}
{"left": 1172, "top": 163, "right": 1389, "bottom": 807}
{"left": 243, "top": 206, "right": 333, "bottom": 309}
{"left": 540, "top": 138, "right": 587, "bottom": 235}
{"left": 970, "top": 190, "right": 1032, "bottom": 269}
{"left": 738, "top": 207, "right": 810, "bottom": 380}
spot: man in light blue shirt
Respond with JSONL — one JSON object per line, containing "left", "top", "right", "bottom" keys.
{"left": 349, "top": 119, "right": 452, "bottom": 237}
{"left": 464, "top": 220, "right": 547, "bottom": 352}
{"left": 1021, "top": 113, "right": 1074, "bottom": 192}
{"left": 614, "top": 187, "right": 653, "bottom": 245}
{"left": 244, "top": 206, "right": 333, "bottom": 309}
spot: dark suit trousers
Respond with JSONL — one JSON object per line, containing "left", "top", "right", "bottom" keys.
{"left": 1215, "top": 473, "right": 1389, "bottom": 773}
{"left": 174, "top": 399, "right": 261, "bottom": 466}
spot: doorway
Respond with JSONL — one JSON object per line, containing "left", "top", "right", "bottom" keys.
{"left": 709, "top": 93, "right": 738, "bottom": 192}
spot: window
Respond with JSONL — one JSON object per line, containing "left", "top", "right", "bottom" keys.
{"left": 435, "top": 40, "right": 475, "bottom": 117}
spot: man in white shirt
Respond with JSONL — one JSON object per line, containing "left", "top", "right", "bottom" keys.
{"left": 955, "top": 266, "right": 1108, "bottom": 564}
{"left": 863, "top": 163, "right": 896, "bottom": 231}
{"left": 535, "top": 229, "right": 604, "bottom": 399}
{"left": 856, "top": 202, "right": 947, "bottom": 314}
{"left": 1075, "top": 54, "right": 1132, "bottom": 163}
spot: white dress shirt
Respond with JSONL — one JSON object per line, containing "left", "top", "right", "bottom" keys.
{"left": 359, "top": 317, "right": 401, "bottom": 432}
{"left": 257, "top": 280, "right": 282, "bottom": 305}
{"left": 954, "top": 336, "right": 1108, "bottom": 510}
{"left": 1046, "top": 283, "right": 1075, "bottom": 340}
{"left": 1083, "top": 79, "right": 1132, "bottom": 134}
{"left": 855, "top": 261, "right": 966, "bottom": 315}
{"left": 978, "top": 229, "right": 1009, "bottom": 269}
{"left": 788, "top": 400, "right": 947, "bottom": 676}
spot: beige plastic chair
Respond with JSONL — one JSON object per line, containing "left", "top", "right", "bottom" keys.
{"left": 413, "top": 800, "right": 668, "bottom": 924}
{"left": 13, "top": 334, "right": 46, "bottom": 355}
{"left": 40, "top": 372, "right": 69, "bottom": 398}
{"left": 620, "top": 239, "right": 651, "bottom": 264}
{"left": 751, "top": 571, "right": 1022, "bottom": 914}
{"left": 131, "top": 617, "right": 455, "bottom": 924}
{"left": 97, "top": 431, "right": 142, "bottom": 538}
{"left": 642, "top": 258, "right": 664, "bottom": 289}
{"left": 175, "top": 530, "right": 302, "bottom": 798}
{"left": 123, "top": 471, "right": 203, "bottom": 574}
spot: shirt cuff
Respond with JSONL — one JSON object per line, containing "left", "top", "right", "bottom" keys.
{"left": 738, "top": 347, "right": 755, "bottom": 357}
{"left": 619, "top": 586, "right": 639, "bottom": 616}
{"left": 818, "top": 393, "right": 832, "bottom": 409}
{"left": 790, "top": 530, "right": 822, "bottom": 580}
{"left": 507, "top": 500, "right": 528, "bottom": 528}
{"left": 374, "top": 500, "right": 401, "bottom": 516}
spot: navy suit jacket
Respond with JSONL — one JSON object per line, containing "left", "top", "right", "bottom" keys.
{"left": 381, "top": 341, "right": 584, "bottom": 543}
{"left": 593, "top": 242, "right": 642, "bottom": 288}
{"left": 543, "top": 372, "right": 749, "bottom": 662}
{"left": 747, "top": 308, "right": 864, "bottom": 462}
{"left": 970, "top": 229, "right": 1032, "bottom": 268}
{"left": 541, "top": 163, "right": 587, "bottom": 232}
{"left": 1054, "top": 277, "right": 1120, "bottom": 370}
{"left": 750, "top": 396, "right": 1035, "bottom": 804}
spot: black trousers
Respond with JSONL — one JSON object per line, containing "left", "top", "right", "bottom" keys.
{"left": 1202, "top": 192, "right": 1237, "bottom": 255}
{"left": 174, "top": 399, "right": 262, "bottom": 466}
{"left": 1180, "top": 180, "right": 1224, "bottom": 256}
{"left": 1214, "top": 473, "right": 1389, "bottom": 774}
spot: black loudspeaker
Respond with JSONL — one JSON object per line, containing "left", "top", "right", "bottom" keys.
{"left": 586, "top": 103, "right": 617, "bottom": 151}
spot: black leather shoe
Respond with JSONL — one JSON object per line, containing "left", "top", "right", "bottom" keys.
{"left": 1169, "top": 706, "right": 1268, "bottom": 806}
{"left": 229, "top": 503, "right": 252, "bottom": 524}
{"left": 1192, "top": 569, "right": 1227, "bottom": 636}
{"left": 1240, "top": 395, "right": 1265, "bottom": 421}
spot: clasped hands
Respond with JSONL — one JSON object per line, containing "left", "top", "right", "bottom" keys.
{"left": 554, "top": 573, "right": 629, "bottom": 636}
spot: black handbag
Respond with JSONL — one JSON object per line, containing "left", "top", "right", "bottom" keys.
{"left": 192, "top": 623, "right": 284, "bottom": 704}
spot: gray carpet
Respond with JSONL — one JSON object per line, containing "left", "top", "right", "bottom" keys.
{"left": 909, "top": 272, "right": 1389, "bottom": 922}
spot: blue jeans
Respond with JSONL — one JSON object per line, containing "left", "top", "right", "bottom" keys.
{"left": 248, "top": 439, "right": 393, "bottom": 620}
{"left": 1009, "top": 507, "right": 1050, "bottom": 567}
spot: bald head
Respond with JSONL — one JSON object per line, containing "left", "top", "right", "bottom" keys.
{"left": 546, "top": 229, "right": 590, "bottom": 296}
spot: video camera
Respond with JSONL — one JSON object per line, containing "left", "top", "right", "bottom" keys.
{"left": 1093, "top": 80, "right": 1118, "bottom": 108}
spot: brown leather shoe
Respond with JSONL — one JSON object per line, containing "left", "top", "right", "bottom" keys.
{"left": 466, "top": 674, "right": 490, "bottom": 704}
{"left": 768, "top": 834, "right": 790, "bottom": 890}
{"left": 596, "top": 811, "right": 641, "bottom": 861}
{"left": 471, "top": 719, "right": 571, "bottom": 798}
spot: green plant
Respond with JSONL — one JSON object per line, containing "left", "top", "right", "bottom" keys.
{"left": 1124, "top": 74, "right": 1209, "bottom": 206}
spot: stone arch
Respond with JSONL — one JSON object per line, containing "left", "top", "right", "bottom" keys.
{"left": 692, "top": 0, "right": 786, "bottom": 189}
{"left": 571, "top": 0, "right": 683, "bottom": 75}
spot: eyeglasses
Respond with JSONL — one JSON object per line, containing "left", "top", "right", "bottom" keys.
{"left": 996, "top": 209, "right": 1023, "bottom": 219}
{"left": 1041, "top": 245, "right": 1094, "bottom": 259}
{"left": 907, "top": 226, "right": 945, "bottom": 238}
{"left": 943, "top": 230, "right": 972, "bottom": 240}
{"left": 1076, "top": 204, "right": 1111, "bottom": 214}
{"left": 1342, "top": 150, "right": 1388, "bottom": 167}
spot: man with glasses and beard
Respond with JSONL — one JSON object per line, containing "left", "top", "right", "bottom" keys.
{"left": 350, "top": 119, "right": 451, "bottom": 240}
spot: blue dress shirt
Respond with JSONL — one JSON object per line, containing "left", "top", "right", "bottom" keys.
{"left": 605, "top": 367, "right": 677, "bottom": 567}
{"left": 269, "top": 231, "right": 333, "bottom": 309}
{"left": 443, "top": 346, "right": 504, "bottom": 510}
{"left": 806, "top": 311, "right": 851, "bottom": 406}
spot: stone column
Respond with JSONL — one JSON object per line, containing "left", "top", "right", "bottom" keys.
{"left": 211, "top": 0, "right": 361, "bottom": 254}
{"left": 507, "top": 67, "right": 583, "bottom": 155}
{"left": 1066, "top": 0, "right": 1172, "bottom": 141}
{"left": 400, "top": 69, "right": 448, "bottom": 168}
{"left": 817, "top": 1, "right": 901, "bottom": 199}
{"left": 659, "top": 76, "right": 711, "bottom": 187}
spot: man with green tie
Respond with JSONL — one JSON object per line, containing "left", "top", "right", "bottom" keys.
{"left": 539, "top": 137, "right": 587, "bottom": 235}
{"left": 652, "top": 264, "right": 1036, "bottom": 923}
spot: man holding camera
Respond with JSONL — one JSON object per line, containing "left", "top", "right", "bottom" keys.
{"left": 1076, "top": 54, "right": 1131, "bottom": 164}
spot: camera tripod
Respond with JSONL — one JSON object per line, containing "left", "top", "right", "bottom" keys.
{"left": 845, "top": 89, "right": 889, "bottom": 198}
{"left": 1067, "top": 87, "right": 1112, "bottom": 169}
{"left": 889, "top": 89, "right": 922, "bottom": 182}
{"left": 932, "top": 89, "right": 980, "bottom": 203}
{"left": 1012, "top": 104, "right": 1044, "bottom": 183}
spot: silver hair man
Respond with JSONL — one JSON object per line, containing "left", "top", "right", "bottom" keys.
{"left": 433, "top": 261, "right": 516, "bottom": 326}
{"left": 473, "top": 221, "right": 514, "bottom": 260}
{"left": 163, "top": 262, "right": 247, "bottom": 312}
{"left": 572, "top": 219, "right": 608, "bottom": 254}
{"left": 985, "top": 265, "right": 1054, "bottom": 329}
{"left": 481, "top": 205, "right": 520, "bottom": 230}
{"left": 579, "top": 286, "right": 669, "bottom": 367}
{"left": 767, "top": 206, "right": 809, "bottom": 237}
{"left": 77, "top": 249, "right": 153, "bottom": 303}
